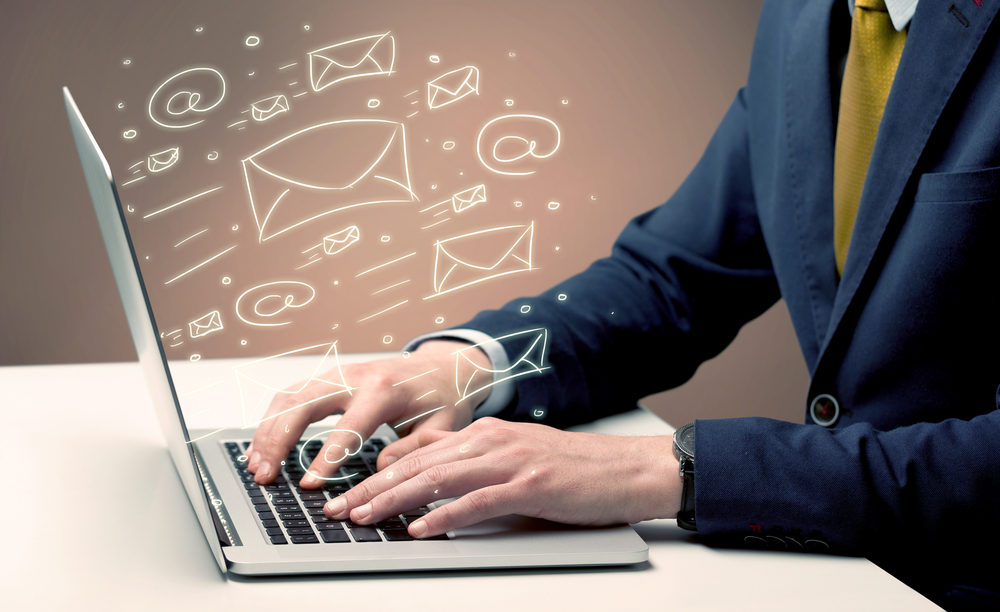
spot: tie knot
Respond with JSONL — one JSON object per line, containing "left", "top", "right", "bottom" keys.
{"left": 855, "top": 0, "right": 888, "bottom": 11}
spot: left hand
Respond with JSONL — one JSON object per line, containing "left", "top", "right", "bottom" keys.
{"left": 324, "top": 417, "right": 682, "bottom": 538}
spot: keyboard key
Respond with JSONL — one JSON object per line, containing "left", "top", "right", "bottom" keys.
{"left": 266, "top": 527, "right": 283, "bottom": 536}
{"left": 308, "top": 508, "right": 328, "bottom": 517}
{"left": 274, "top": 505, "right": 301, "bottom": 513}
{"left": 291, "top": 535, "right": 319, "bottom": 544}
{"left": 349, "top": 526, "right": 382, "bottom": 542}
{"left": 244, "top": 482, "right": 260, "bottom": 491}
{"left": 303, "top": 500, "right": 327, "bottom": 508}
{"left": 315, "top": 522, "right": 345, "bottom": 531}
{"left": 402, "top": 508, "right": 429, "bottom": 519}
{"left": 286, "top": 527, "right": 315, "bottom": 536}
{"left": 279, "top": 512, "right": 305, "bottom": 520}
{"left": 270, "top": 535, "right": 287, "bottom": 545}
{"left": 299, "top": 492, "right": 326, "bottom": 501}
{"left": 377, "top": 521, "right": 406, "bottom": 530}
{"left": 258, "top": 512, "right": 275, "bottom": 521}
{"left": 283, "top": 519, "right": 310, "bottom": 528}
{"left": 254, "top": 503, "right": 272, "bottom": 514}
{"left": 312, "top": 515, "right": 335, "bottom": 522}
{"left": 382, "top": 529, "right": 413, "bottom": 541}
{"left": 262, "top": 519, "right": 279, "bottom": 528}
{"left": 320, "top": 529, "right": 351, "bottom": 543}
{"left": 247, "top": 489, "right": 264, "bottom": 498}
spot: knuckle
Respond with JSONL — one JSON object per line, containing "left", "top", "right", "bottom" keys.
{"left": 464, "top": 489, "right": 494, "bottom": 519}
{"left": 423, "top": 464, "right": 450, "bottom": 489}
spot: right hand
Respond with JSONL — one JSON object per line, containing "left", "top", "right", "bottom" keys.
{"left": 246, "top": 340, "right": 492, "bottom": 488}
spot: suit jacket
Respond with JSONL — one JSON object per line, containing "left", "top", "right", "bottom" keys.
{"left": 457, "top": 0, "right": 1000, "bottom": 606}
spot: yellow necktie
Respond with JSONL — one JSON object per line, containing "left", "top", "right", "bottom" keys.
{"left": 833, "top": 0, "right": 907, "bottom": 275}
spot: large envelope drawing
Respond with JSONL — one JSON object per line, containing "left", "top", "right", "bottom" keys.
{"left": 428, "top": 223, "right": 534, "bottom": 298}
{"left": 308, "top": 33, "right": 395, "bottom": 92}
{"left": 241, "top": 119, "right": 416, "bottom": 242}
{"left": 455, "top": 328, "right": 549, "bottom": 402}
{"left": 324, "top": 225, "right": 360, "bottom": 255}
{"left": 452, "top": 184, "right": 486, "bottom": 213}
{"left": 233, "top": 342, "right": 352, "bottom": 427}
{"left": 189, "top": 309, "right": 223, "bottom": 338}
{"left": 427, "top": 66, "right": 479, "bottom": 110}
{"left": 148, "top": 147, "right": 179, "bottom": 173}
{"left": 251, "top": 94, "right": 289, "bottom": 122}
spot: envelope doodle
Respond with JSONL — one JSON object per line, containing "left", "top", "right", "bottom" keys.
{"left": 241, "top": 119, "right": 416, "bottom": 242}
{"left": 324, "top": 225, "right": 361, "bottom": 255}
{"left": 454, "top": 328, "right": 550, "bottom": 403}
{"left": 189, "top": 309, "right": 223, "bottom": 338}
{"left": 233, "top": 342, "right": 353, "bottom": 427}
{"left": 251, "top": 94, "right": 290, "bottom": 122}
{"left": 427, "top": 66, "right": 480, "bottom": 110}
{"left": 427, "top": 223, "right": 534, "bottom": 298}
{"left": 308, "top": 33, "right": 395, "bottom": 92}
{"left": 451, "top": 184, "right": 486, "bottom": 213}
{"left": 147, "top": 147, "right": 180, "bottom": 173}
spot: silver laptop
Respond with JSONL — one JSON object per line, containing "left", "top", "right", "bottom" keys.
{"left": 63, "top": 87, "right": 648, "bottom": 576}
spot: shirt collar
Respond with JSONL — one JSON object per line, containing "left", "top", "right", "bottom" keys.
{"left": 848, "top": 0, "right": 918, "bottom": 31}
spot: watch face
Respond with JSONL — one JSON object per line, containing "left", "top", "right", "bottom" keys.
{"left": 677, "top": 423, "right": 695, "bottom": 456}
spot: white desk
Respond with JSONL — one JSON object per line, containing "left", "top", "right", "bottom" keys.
{"left": 0, "top": 361, "right": 940, "bottom": 611}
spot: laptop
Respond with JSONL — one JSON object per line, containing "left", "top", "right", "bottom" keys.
{"left": 62, "top": 87, "right": 648, "bottom": 576}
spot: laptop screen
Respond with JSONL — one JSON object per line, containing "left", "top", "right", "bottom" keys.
{"left": 63, "top": 87, "right": 229, "bottom": 573}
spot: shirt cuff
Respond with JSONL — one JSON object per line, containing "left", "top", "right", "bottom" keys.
{"left": 402, "top": 329, "right": 515, "bottom": 419}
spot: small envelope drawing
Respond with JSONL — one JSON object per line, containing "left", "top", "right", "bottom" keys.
{"left": 189, "top": 310, "right": 223, "bottom": 338}
{"left": 427, "top": 66, "right": 479, "bottom": 110}
{"left": 233, "top": 342, "right": 352, "bottom": 427}
{"left": 455, "top": 328, "right": 549, "bottom": 402}
{"left": 148, "top": 147, "right": 179, "bottom": 173}
{"left": 241, "top": 119, "right": 416, "bottom": 242}
{"left": 324, "top": 225, "right": 360, "bottom": 255}
{"left": 429, "top": 223, "right": 533, "bottom": 298}
{"left": 451, "top": 184, "right": 486, "bottom": 213}
{"left": 251, "top": 95, "right": 289, "bottom": 122}
{"left": 309, "top": 33, "right": 395, "bottom": 92}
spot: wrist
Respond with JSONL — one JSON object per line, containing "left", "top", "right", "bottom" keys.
{"left": 632, "top": 435, "right": 683, "bottom": 522}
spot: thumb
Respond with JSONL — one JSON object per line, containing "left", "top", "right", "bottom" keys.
{"left": 376, "top": 428, "right": 451, "bottom": 471}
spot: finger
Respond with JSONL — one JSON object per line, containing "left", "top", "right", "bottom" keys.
{"left": 328, "top": 437, "right": 488, "bottom": 521}
{"left": 376, "top": 428, "right": 450, "bottom": 471}
{"left": 253, "top": 385, "right": 353, "bottom": 483}
{"left": 297, "top": 428, "right": 365, "bottom": 488}
{"left": 409, "top": 484, "right": 521, "bottom": 538}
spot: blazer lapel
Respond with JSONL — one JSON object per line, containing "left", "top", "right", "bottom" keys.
{"left": 784, "top": 0, "right": 842, "bottom": 364}
{"left": 819, "top": 0, "right": 1000, "bottom": 357}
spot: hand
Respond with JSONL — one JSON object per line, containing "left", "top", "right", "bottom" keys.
{"left": 324, "top": 417, "right": 682, "bottom": 538}
{"left": 246, "top": 340, "right": 492, "bottom": 487}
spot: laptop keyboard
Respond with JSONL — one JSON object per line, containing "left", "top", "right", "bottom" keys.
{"left": 223, "top": 439, "right": 449, "bottom": 545}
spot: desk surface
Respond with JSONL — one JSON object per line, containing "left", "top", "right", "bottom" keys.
{"left": 0, "top": 360, "right": 939, "bottom": 611}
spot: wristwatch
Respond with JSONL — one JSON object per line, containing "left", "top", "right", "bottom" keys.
{"left": 672, "top": 422, "right": 696, "bottom": 531}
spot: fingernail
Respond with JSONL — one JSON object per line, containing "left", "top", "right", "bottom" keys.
{"left": 326, "top": 498, "right": 346, "bottom": 518}
{"left": 255, "top": 461, "right": 271, "bottom": 482}
{"left": 300, "top": 475, "right": 317, "bottom": 488}
{"left": 353, "top": 503, "right": 372, "bottom": 522}
{"left": 386, "top": 455, "right": 397, "bottom": 465}
{"left": 410, "top": 520, "right": 427, "bottom": 538}
{"left": 249, "top": 451, "right": 260, "bottom": 470}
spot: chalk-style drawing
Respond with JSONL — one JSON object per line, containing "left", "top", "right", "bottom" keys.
{"left": 143, "top": 186, "right": 223, "bottom": 219}
{"left": 453, "top": 328, "right": 549, "bottom": 404}
{"left": 476, "top": 114, "right": 561, "bottom": 176}
{"left": 298, "top": 428, "right": 363, "bottom": 481}
{"left": 322, "top": 225, "right": 360, "bottom": 255}
{"left": 233, "top": 341, "right": 352, "bottom": 427}
{"left": 165, "top": 246, "right": 237, "bottom": 285}
{"left": 427, "top": 66, "right": 479, "bottom": 110}
{"left": 308, "top": 33, "right": 395, "bottom": 92}
{"left": 235, "top": 280, "right": 316, "bottom": 327}
{"left": 355, "top": 252, "right": 416, "bottom": 277}
{"left": 147, "top": 67, "right": 226, "bottom": 130}
{"left": 241, "top": 119, "right": 415, "bottom": 242}
{"left": 426, "top": 223, "right": 534, "bottom": 299}
{"left": 147, "top": 147, "right": 180, "bottom": 173}
{"left": 356, "top": 300, "right": 408, "bottom": 323}
{"left": 245, "top": 35, "right": 260, "bottom": 47}
{"left": 419, "top": 184, "right": 486, "bottom": 216}
{"left": 123, "top": 129, "right": 137, "bottom": 139}
{"left": 251, "top": 94, "right": 289, "bottom": 121}
{"left": 189, "top": 310, "right": 224, "bottom": 338}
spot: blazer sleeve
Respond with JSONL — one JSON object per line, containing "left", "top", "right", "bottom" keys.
{"left": 456, "top": 88, "right": 782, "bottom": 428}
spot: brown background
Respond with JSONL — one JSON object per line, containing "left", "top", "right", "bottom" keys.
{"left": 0, "top": 0, "right": 809, "bottom": 426}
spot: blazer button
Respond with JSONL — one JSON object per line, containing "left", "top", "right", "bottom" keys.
{"left": 809, "top": 394, "right": 840, "bottom": 427}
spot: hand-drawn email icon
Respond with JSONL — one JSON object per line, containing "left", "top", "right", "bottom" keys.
{"left": 251, "top": 95, "right": 289, "bottom": 122}
{"left": 189, "top": 309, "right": 223, "bottom": 338}
{"left": 451, "top": 184, "right": 486, "bottom": 213}
{"left": 428, "top": 223, "right": 534, "bottom": 298}
{"left": 233, "top": 342, "right": 352, "bottom": 427}
{"left": 324, "top": 225, "right": 360, "bottom": 255}
{"left": 427, "top": 66, "right": 479, "bottom": 110}
{"left": 308, "top": 33, "right": 395, "bottom": 93}
{"left": 242, "top": 119, "right": 416, "bottom": 242}
{"left": 148, "top": 147, "right": 179, "bottom": 173}
{"left": 454, "top": 328, "right": 549, "bottom": 403}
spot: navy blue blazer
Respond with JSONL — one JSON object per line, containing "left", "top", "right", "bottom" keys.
{"left": 458, "top": 0, "right": 1000, "bottom": 606}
